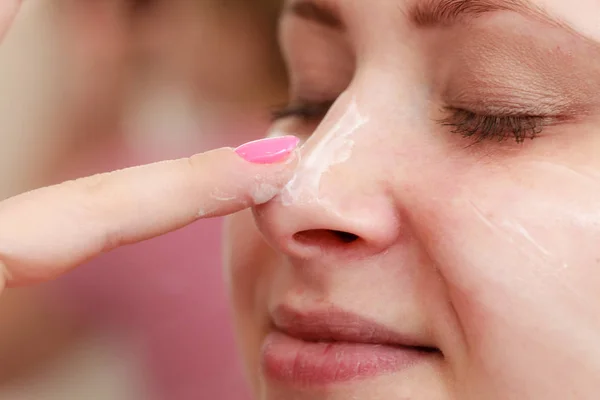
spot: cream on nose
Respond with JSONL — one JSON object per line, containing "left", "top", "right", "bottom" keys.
{"left": 279, "top": 97, "right": 370, "bottom": 207}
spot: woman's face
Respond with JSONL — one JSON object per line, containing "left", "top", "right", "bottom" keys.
{"left": 224, "top": 0, "right": 600, "bottom": 399}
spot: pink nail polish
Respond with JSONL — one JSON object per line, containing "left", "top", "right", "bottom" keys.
{"left": 235, "top": 136, "right": 300, "bottom": 164}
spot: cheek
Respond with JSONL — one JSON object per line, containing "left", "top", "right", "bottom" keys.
{"left": 223, "top": 211, "right": 275, "bottom": 385}
{"left": 427, "top": 158, "right": 600, "bottom": 384}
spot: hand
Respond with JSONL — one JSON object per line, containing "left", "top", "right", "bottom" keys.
{"left": 0, "top": 136, "right": 299, "bottom": 294}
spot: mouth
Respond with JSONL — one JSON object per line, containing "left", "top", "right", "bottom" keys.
{"left": 260, "top": 305, "right": 441, "bottom": 386}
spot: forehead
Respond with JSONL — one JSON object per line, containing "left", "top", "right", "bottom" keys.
{"left": 537, "top": 0, "right": 600, "bottom": 41}
{"left": 286, "top": 0, "right": 600, "bottom": 43}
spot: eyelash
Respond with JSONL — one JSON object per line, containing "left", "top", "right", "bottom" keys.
{"left": 271, "top": 102, "right": 547, "bottom": 144}
{"left": 440, "top": 107, "right": 546, "bottom": 144}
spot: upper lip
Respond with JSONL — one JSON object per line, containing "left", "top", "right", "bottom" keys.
{"left": 271, "top": 304, "right": 435, "bottom": 349}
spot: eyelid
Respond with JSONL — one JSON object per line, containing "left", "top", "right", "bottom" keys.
{"left": 284, "top": 0, "right": 344, "bottom": 30}
{"left": 271, "top": 100, "right": 334, "bottom": 122}
{"left": 446, "top": 92, "right": 576, "bottom": 118}
{"left": 443, "top": 78, "right": 587, "bottom": 116}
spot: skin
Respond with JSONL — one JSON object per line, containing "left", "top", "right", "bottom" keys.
{"left": 224, "top": 0, "right": 600, "bottom": 399}
{"left": 3, "top": 1, "right": 600, "bottom": 398}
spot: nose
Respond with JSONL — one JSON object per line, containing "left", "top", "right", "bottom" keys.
{"left": 254, "top": 97, "right": 401, "bottom": 260}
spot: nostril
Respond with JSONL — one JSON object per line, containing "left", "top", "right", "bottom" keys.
{"left": 333, "top": 230, "right": 359, "bottom": 243}
{"left": 293, "top": 229, "right": 360, "bottom": 247}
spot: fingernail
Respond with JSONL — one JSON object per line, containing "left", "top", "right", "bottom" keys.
{"left": 235, "top": 136, "right": 300, "bottom": 164}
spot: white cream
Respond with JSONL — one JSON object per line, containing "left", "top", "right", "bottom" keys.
{"left": 251, "top": 183, "right": 280, "bottom": 205}
{"left": 466, "top": 199, "right": 570, "bottom": 278}
{"left": 210, "top": 188, "right": 237, "bottom": 202}
{"left": 280, "top": 98, "right": 369, "bottom": 206}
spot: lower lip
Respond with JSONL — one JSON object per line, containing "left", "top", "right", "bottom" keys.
{"left": 261, "top": 331, "right": 433, "bottom": 386}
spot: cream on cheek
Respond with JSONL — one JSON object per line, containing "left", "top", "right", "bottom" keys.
{"left": 277, "top": 96, "right": 370, "bottom": 206}
{"left": 431, "top": 158, "right": 600, "bottom": 389}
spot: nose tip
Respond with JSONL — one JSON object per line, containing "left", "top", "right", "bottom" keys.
{"left": 255, "top": 196, "right": 400, "bottom": 260}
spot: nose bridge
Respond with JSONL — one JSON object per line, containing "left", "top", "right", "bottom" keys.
{"left": 280, "top": 95, "right": 372, "bottom": 206}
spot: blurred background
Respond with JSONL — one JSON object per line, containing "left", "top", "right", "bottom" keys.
{"left": 0, "top": 0, "right": 287, "bottom": 399}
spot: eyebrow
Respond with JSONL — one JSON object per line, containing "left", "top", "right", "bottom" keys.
{"left": 286, "top": 0, "right": 572, "bottom": 33}
{"left": 285, "top": 0, "right": 600, "bottom": 52}
{"left": 410, "top": 0, "right": 564, "bottom": 29}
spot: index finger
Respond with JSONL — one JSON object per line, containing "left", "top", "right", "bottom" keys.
{"left": 0, "top": 137, "right": 299, "bottom": 290}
